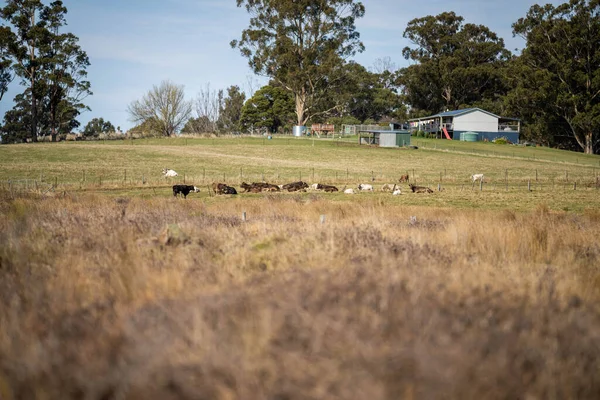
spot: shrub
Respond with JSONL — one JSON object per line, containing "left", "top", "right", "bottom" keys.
{"left": 492, "top": 136, "right": 509, "bottom": 145}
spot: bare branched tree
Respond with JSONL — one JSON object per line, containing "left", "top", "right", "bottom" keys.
{"left": 127, "top": 80, "right": 192, "bottom": 137}
{"left": 370, "top": 56, "right": 397, "bottom": 74}
{"left": 194, "top": 83, "right": 222, "bottom": 133}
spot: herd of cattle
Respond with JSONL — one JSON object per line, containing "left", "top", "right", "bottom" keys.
{"left": 165, "top": 168, "right": 485, "bottom": 198}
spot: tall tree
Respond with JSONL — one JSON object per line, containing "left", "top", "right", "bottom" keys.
{"left": 1, "top": 0, "right": 47, "bottom": 142}
{"left": 217, "top": 85, "right": 246, "bottom": 133}
{"left": 232, "top": 0, "right": 365, "bottom": 126}
{"left": 399, "top": 12, "right": 511, "bottom": 115}
{"left": 511, "top": 0, "right": 600, "bottom": 154}
{"left": 0, "top": 26, "right": 15, "bottom": 102}
{"left": 40, "top": 1, "right": 91, "bottom": 141}
{"left": 127, "top": 80, "right": 192, "bottom": 137}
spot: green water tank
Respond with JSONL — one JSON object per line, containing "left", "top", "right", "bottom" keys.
{"left": 462, "top": 132, "right": 479, "bottom": 142}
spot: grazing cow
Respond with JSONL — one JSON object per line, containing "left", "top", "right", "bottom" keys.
{"left": 471, "top": 173, "right": 484, "bottom": 183}
{"left": 344, "top": 188, "right": 356, "bottom": 194}
{"left": 409, "top": 184, "right": 433, "bottom": 193}
{"left": 381, "top": 183, "right": 396, "bottom": 192}
{"left": 398, "top": 174, "right": 409, "bottom": 183}
{"left": 162, "top": 168, "right": 178, "bottom": 178}
{"left": 212, "top": 182, "right": 238, "bottom": 195}
{"left": 316, "top": 183, "right": 338, "bottom": 192}
{"left": 282, "top": 181, "right": 309, "bottom": 192}
{"left": 173, "top": 185, "right": 199, "bottom": 198}
{"left": 357, "top": 184, "right": 374, "bottom": 192}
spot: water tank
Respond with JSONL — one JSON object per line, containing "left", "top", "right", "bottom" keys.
{"left": 293, "top": 126, "right": 307, "bottom": 137}
{"left": 462, "top": 132, "right": 479, "bottom": 142}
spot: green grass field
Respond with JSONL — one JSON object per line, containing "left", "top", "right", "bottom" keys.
{"left": 1, "top": 135, "right": 599, "bottom": 211}
{"left": 2, "top": 136, "right": 600, "bottom": 398}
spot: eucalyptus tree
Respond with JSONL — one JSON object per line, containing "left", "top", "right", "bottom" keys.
{"left": 231, "top": 0, "right": 365, "bottom": 126}
{"left": 127, "top": 80, "right": 192, "bottom": 137}
{"left": 40, "top": 0, "right": 91, "bottom": 141}
{"left": 399, "top": 12, "right": 511, "bottom": 115}
{"left": 1, "top": 0, "right": 90, "bottom": 141}
{"left": 510, "top": 0, "right": 600, "bottom": 154}
{"left": 1, "top": 0, "right": 47, "bottom": 141}
{"left": 0, "top": 26, "right": 15, "bottom": 102}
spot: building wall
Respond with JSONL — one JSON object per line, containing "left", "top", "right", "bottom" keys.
{"left": 454, "top": 130, "right": 520, "bottom": 144}
{"left": 453, "top": 111, "right": 497, "bottom": 133}
{"left": 379, "top": 133, "right": 411, "bottom": 147}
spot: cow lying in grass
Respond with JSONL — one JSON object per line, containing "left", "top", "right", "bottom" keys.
{"left": 162, "top": 168, "right": 178, "bottom": 178}
{"left": 212, "top": 182, "right": 237, "bottom": 195}
{"left": 282, "top": 181, "right": 309, "bottom": 192}
{"left": 240, "top": 182, "right": 280, "bottom": 193}
{"left": 316, "top": 183, "right": 338, "bottom": 192}
{"left": 357, "top": 184, "right": 374, "bottom": 192}
{"left": 409, "top": 184, "right": 433, "bottom": 193}
{"left": 381, "top": 183, "right": 396, "bottom": 192}
{"left": 172, "top": 185, "right": 200, "bottom": 198}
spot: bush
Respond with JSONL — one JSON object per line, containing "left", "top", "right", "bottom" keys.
{"left": 492, "top": 136, "right": 509, "bottom": 145}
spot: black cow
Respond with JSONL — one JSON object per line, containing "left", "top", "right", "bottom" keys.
{"left": 173, "top": 185, "right": 200, "bottom": 198}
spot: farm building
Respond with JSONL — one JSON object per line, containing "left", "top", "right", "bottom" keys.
{"left": 408, "top": 108, "right": 520, "bottom": 143}
{"left": 359, "top": 123, "right": 411, "bottom": 148}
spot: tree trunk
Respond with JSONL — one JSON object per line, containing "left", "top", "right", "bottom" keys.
{"left": 585, "top": 131, "right": 594, "bottom": 154}
{"left": 295, "top": 90, "right": 306, "bottom": 126}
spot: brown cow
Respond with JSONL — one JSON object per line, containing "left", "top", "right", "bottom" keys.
{"left": 316, "top": 183, "right": 339, "bottom": 192}
{"left": 212, "top": 182, "right": 237, "bottom": 195}
{"left": 282, "top": 181, "right": 309, "bottom": 192}
{"left": 409, "top": 184, "right": 433, "bottom": 193}
{"left": 399, "top": 174, "right": 409, "bottom": 183}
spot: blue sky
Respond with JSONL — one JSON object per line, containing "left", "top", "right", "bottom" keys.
{"left": 0, "top": 0, "right": 562, "bottom": 132}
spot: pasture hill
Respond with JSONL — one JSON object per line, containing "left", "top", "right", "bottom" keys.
{"left": 1, "top": 136, "right": 600, "bottom": 399}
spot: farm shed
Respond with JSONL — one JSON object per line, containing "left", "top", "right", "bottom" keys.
{"left": 359, "top": 123, "right": 411, "bottom": 148}
{"left": 408, "top": 108, "right": 520, "bottom": 143}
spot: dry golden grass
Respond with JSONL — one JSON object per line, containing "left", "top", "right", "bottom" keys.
{"left": 1, "top": 191, "right": 599, "bottom": 399}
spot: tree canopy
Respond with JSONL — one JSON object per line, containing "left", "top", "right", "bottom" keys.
{"left": 510, "top": 0, "right": 600, "bottom": 154}
{"left": 1, "top": 0, "right": 90, "bottom": 142}
{"left": 399, "top": 12, "right": 511, "bottom": 116}
{"left": 232, "top": 0, "right": 365, "bottom": 126}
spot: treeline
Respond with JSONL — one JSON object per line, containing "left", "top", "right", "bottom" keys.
{"left": 1, "top": 0, "right": 599, "bottom": 154}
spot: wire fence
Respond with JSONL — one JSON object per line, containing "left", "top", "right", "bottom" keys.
{"left": 2, "top": 167, "right": 599, "bottom": 197}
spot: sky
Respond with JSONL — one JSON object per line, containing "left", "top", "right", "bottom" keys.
{"left": 0, "top": 0, "right": 564, "bottom": 132}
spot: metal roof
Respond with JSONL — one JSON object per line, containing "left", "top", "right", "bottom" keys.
{"left": 407, "top": 107, "right": 519, "bottom": 121}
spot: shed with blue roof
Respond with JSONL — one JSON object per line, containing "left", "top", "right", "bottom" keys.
{"left": 407, "top": 108, "right": 520, "bottom": 143}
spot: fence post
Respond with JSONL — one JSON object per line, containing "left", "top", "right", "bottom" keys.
{"left": 320, "top": 215, "right": 326, "bottom": 225}
{"left": 480, "top": 179, "right": 483, "bottom": 191}
{"left": 528, "top": 180, "right": 531, "bottom": 192}
{"left": 242, "top": 211, "right": 247, "bottom": 222}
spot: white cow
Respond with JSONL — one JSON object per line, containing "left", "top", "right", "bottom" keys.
{"left": 381, "top": 183, "right": 396, "bottom": 192}
{"left": 392, "top": 189, "right": 402, "bottom": 196}
{"left": 344, "top": 188, "right": 356, "bottom": 194}
{"left": 162, "top": 168, "right": 179, "bottom": 178}
{"left": 471, "top": 173, "right": 484, "bottom": 183}
{"left": 357, "top": 184, "right": 374, "bottom": 192}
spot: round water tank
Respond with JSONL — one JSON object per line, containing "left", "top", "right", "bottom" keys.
{"left": 293, "top": 126, "right": 307, "bottom": 137}
{"left": 462, "top": 132, "right": 479, "bottom": 142}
